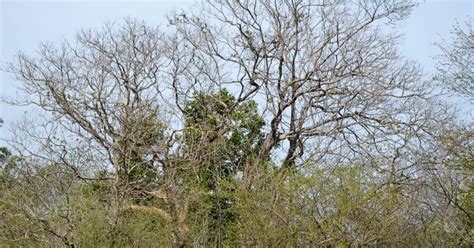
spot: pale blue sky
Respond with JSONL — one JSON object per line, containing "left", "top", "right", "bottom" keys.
{"left": 0, "top": 0, "right": 473, "bottom": 140}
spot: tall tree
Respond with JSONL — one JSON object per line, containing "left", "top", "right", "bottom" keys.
{"left": 169, "top": 0, "right": 435, "bottom": 170}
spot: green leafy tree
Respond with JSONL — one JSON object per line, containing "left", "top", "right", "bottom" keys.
{"left": 183, "top": 89, "right": 264, "bottom": 188}
{"left": 182, "top": 89, "right": 265, "bottom": 245}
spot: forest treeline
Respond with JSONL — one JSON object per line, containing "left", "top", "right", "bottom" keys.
{"left": 0, "top": 0, "right": 473, "bottom": 247}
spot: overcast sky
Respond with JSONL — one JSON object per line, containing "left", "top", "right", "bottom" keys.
{"left": 0, "top": 0, "right": 473, "bottom": 140}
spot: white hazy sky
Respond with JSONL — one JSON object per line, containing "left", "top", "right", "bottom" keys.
{"left": 0, "top": 0, "right": 473, "bottom": 140}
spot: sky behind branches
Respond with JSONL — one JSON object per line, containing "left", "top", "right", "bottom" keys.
{"left": 0, "top": 0, "right": 472, "bottom": 141}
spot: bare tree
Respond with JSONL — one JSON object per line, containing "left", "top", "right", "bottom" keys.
{"left": 435, "top": 18, "right": 474, "bottom": 99}
{"left": 169, "top": 0, "right": 438, "bottom": 170}
{"left": 6, "top": 19, "right": 170, "bottom": 185}
{"left": 4, "top": 19, "right": 190, "bottom": 245}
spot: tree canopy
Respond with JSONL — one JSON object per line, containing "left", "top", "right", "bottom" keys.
{"left": 1, "top": 1, "right": 472, "bottom": 247}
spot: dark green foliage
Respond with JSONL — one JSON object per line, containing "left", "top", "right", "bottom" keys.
{"left": 183, "top": 89, "right": 264, "bottom": 187}
{"left": 182, "top": 89, "right": 265, "bottom": 245}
